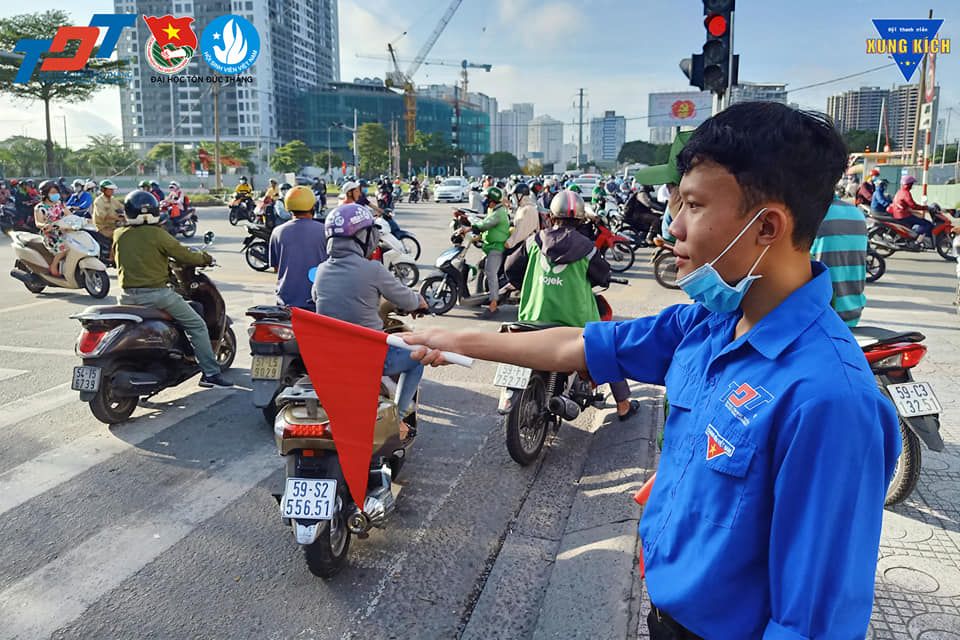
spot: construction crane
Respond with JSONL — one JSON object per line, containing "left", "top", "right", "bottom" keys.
{"left": 360, "top": 53, "right": 492, "bottom": 105}
{"left": 382, "top": 0, "right": 463, "bottom": 143}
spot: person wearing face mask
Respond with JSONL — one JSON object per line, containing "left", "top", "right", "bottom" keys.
{"left": 399, "top": 102, "right": 900, "bottom": 640}
{"left": 34, "top": 180, "right": 69, "bottom": 277}
{"left": 312, "top": 203, "right": 428, "bottom": 440}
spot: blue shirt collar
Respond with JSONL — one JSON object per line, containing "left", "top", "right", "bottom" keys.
{"left": 707, "top": 261, "right": 833, "bottom": 360}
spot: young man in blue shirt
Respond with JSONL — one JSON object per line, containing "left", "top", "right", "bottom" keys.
{"left": 404, "top": 102, "right": 901, "bottom": 639}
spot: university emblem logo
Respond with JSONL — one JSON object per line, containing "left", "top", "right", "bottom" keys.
{"left": 705, "top": 425, "right": 734, "bottom": 461}
{"left": 143, "top": 15, "right": 197, "bottom": 74}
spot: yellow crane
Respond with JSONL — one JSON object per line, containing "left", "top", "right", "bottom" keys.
{"left": 382, "top": 0, "right": 463, "bottom": 143}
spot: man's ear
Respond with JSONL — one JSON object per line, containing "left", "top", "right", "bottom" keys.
{"left": 757, "top": 206, "right": 790, "bottom": 246}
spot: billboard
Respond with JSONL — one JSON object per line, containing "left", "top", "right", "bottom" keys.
{"left": 648, "top": 92, "right": 713, "bottom": 128}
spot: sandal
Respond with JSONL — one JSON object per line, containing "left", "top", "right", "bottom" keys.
{"left": 618, "top": 399, "right": 641, "bottom": 422}
{"left": 399, "top": 419, "right": 417, "bottom": 441}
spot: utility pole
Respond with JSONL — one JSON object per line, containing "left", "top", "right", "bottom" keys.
{"left": 327, "top": 126, "right": 332, "bottom": 176}
{"left": 911, "top": 9, "right": 934, "bottom": 166}
{"left": 577, "top": 88, "right": 585, "bottom": 170}
{"left": 940, "top": 107, "right": 951, "bottom": 166}
{"left": 213, "top": 78, "right": 222, "bottom": 190}
{"left": 59, "top": 115, "right": 68, "bottom": 149}
{"left": 353, "top": 108, "right": 359, "bottom": 177}
{"left": 876, "top": 97, "right": 886, "bottom": 153}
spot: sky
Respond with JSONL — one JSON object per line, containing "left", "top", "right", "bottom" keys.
{"left": 2, "top": 0, "right": 960, "bottom": 149}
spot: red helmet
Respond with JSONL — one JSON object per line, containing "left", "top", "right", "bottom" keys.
{"left": 870, "top": 168, "right": 880, "bottom": 176}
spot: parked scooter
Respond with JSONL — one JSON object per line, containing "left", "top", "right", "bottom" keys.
{"left": 853, "top": 326, "right": 944, "bottom": 505}
{"left": 865, "top": 203, "right": 958, "bottom": 262}
{"left": 242, "top": 222, "right": 273, "bottom": 272}
{"left": 8, "top": 214, "right": 110, "bottom": 298}
{"left": 272, "top": 311, "right": 419, "bottom": 578}
{"left": 69, "top": 232, "right": 237, "bottom": 424}
{"left": 247, "top": 304, "right": 305, "bottom": 425}
{"left": 492, "top": 283, "right": 627, "bottom": 465}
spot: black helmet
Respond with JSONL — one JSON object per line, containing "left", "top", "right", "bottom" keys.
{"left": 513, "top": 182, "right": 530, "bottom": 197}
{"left": 150, "top": 181, "right": 159, "bottom": 187}
{"left": 239, "top": 175, "right": 248, "bottom": 182}
{"left": 280, "top": 182, "right": 292, "bottom": 191}
{"left": 269, "top": 178, "right": 278, "bottom": 185}
{"left": 359, "top": 179, "right": 369, "bottom": 187}
{"left": 38, "top": 180, "right": 57, "bottom": 196}
{"left": 123, "top": 190, "right": 161, "bottom": 225}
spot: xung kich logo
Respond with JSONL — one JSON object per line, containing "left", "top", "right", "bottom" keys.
{"left": 200, "top": 14, "right": 260, "bottom": 75}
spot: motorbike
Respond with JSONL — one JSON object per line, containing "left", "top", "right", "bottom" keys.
{"left": 865, "top": 203, "right": 958, "bottom": 262}
{"left": 271, "top": 311, "right": 419, "bottom": 578}
{"left": 865, "top": 248, "right": 886, "bottom": 283}
{"left": 419, "top": 208, "right": 511, "bottom": 315}
{"left": 589, "top": 212, "right": 635, "bottom": 272}
{"left": 853, "top": 325, "right": 944, "bottom": 505}
{"left": 242, "top": 222, "right": 273, "bottom": 272}
{"left": 651, "top": 237, "right": 680, "bottom": 290}
{"left": 160, "top": 200, "right": 198, "bottom": 238}
{"left": 492, "top": 282, "right": 628, "bottom": 465}
{"left": 8, "top": 214, "right": 110, "bottom": 298}
{"left": 392, "top": 184, "right": 403, "bottom": 204}
{"left": 255, "top": 196, "right": 277, "bottom": 227}
{"left": 408, "top": 184, "right": 420, "bottom": 203}
{"left": 228, "top": 194, "right": 256, "bottom": 225}
{"left": 381, "top": 208, "right": 421, "bottom": 260}
{"left": 69, "top": 232, "right": 237, "bottom": 424}
{"left": 372, "top": 217, "right": 419, "bottom": 287}
{"left": 247, "top": 304, "right": 306, "bottom": 425}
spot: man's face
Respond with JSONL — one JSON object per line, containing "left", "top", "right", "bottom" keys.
{"left": 102, "top": 188, "right": 114, "bottom": 198}
{"left": 670, "top": 160, "right": 765, "bottom": 282}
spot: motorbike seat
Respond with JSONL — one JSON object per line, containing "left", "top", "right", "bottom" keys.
{"left": 868, "top": 211, "right": 898, "bottom": 223}
{"left": 81, "top": 304, "right": 173, "bottom": 321}
{"left": 16, "top": 233, "right": 55, "bottom": 260}
{"left": 501, "top": 321, "right": 567, "bottom": 333}
{"left": 851, "top": 326, "right": 926, "bottom": 349}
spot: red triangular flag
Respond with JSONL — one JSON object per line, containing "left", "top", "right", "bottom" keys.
{"left": 706, "top": 433, "right": 725, "bottom": 460}
{"left": 290, "top": 308, "right": 390, "bottom": 510}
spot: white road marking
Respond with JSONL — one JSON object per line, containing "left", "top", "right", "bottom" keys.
{"left": 0, "top": 383, "right": 74, "bottom": 431}
{"left": 0, "top": 368, "right": 27, "bottom": 382}
{"left": 0, "top": 388, "right": 239, "bottom": 518}
{"left": 0, "top": 344, "right": 75, "bottom": 357}
{"left": 0, "top": 446, "right": 277, "bottom": 640}
{"left": 0, "top": 299, "right": 57, "bottom": 315}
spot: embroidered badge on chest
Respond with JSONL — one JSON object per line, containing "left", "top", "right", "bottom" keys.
{"left": 705, "top": 424, "right": 735, "bottom": 460}
{"left": 724, "top": 381, "right": 774, "bottom": 425}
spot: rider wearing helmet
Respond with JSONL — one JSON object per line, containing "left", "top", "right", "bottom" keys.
{"left": 507, "top": 190, "right": 640, "bottom": 420}
{"left": 34, "top": 179, "right": 68, "bottom": 277}
{"left": 164, "top": 181, "right": 183, "bottom": 219}
{"left": 149, "top": 181, "right": 164, "bottom": 202}
{"left": 567, "top": 183, "right": 582, "bottom": 194}
{"left": 268, "top": 186, "right": 326, "bottom": 310}
{"left": 235, "top": 175, "right": 252, "bottom": 197}
{"left": 870, "top": 178, "right": 892, "bottom": 214}
{"left": 274, "top": 182, "right": 294, "bottom": 222}
{"left": 93, "top": 179, "right": 125, "bottom": 240}
{"left": 138, "top": 180, "right": 151, "bottom": 191}
{"left": 66, "top": 179, "right": 95, "bottom": 214}
{"left": 264, "top": 178, "right": 280, "bottom": 201}
{"left": 472, "top": 186, "right": 511, "bottom": 317}
{"left": 504, "top": 182, "right": 540, "bottom": 252}
{"left": 312, "top": 202, "right": 428, "bottom": 439}
{"left": 113, "top": 191, "right": 230, "bottom": 388}
{"left": 889, "top": 174, "right": 934, "bottom": 245}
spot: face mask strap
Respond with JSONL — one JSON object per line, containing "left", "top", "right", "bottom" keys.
{"left": 711, "top": 207, "right": 768, "bottom": 265}
{"left": 745, "top": 244, "right": 770, "bottom": 279}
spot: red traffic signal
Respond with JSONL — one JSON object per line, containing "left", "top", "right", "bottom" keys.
{"left": 705, "top": 13, "right": 728, "bottom": 37}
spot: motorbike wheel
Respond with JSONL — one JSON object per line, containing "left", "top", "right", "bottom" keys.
{"left": 82, "top": 269, "right": 110, "bottom": 298}
{"left": 885, "top": 419, "right": 922, "bottom": 506}
{"left": 89, "top": 383, "right": 138, "bottom": 425}
{"left": 245, "top": 240, "right": 270, "bottom": 271}
{"left": 228, "top": 208, "right": 240, "bottom": 226}
{"left": 217, "top": 326, "right": 237, "bottom": 371}
{"left": 505, "top": 373, "right": 549, "bottom": 466}
{"left": 303, "top": 493, "right": 351, "bottom": 579}
{"left": 604, "top": 241, "right": 635, "bottom": 273}
{"left": 390, "top": 262, "right": 419, "bottom": 287}
{"left": 934, "top": 230, "right": 958, "bottom": 262}
{"left": 653, "top": 251, "right": 680, "bottom": 290}
{"left": 865, "top": 249, "right": 886, "bottom": 283}
{"left": 181, "top": 218, "right": 197, "bottom": 238}
{"left": 398, "top": 234, "right": 421, "bottom": 260}
{"left": 868, "top": 227, "right": 897, "bottom": 257}
{"left": 420, "top": 275, "right": 457, "bottom": 315}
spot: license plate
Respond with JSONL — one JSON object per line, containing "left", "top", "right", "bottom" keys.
{"left": 281, "top": 478, "right": 336, "bottom": 520}
{"left": 886, "top": 382, "right": 942, "bottom": 418}
{"left": 492, "top": 363, "right": 532, "bottom": 389}
{"left": 251, "top": 355, "right": 283, "bottom": 380}
{"left": 72, "top": 366, "right": 101, "bottom": 392}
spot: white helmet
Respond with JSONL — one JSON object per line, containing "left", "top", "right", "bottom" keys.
{"left": 84, "top": 180, "right": 97, "bottom": 191}
{"left": 341, "top": 181, "right": 360, "bottom": 194}
{"left": 169, "top": 181, "right": 180, "bottom": 189}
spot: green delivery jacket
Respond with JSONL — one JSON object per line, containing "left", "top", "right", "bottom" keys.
{"left": 472, "top": 204, "right": 511, "bottom": 253}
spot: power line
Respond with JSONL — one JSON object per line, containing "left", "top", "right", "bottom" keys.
{"left": 787, "top": 63, "right": 897, "bottom": 93}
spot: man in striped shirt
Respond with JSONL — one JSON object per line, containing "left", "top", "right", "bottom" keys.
{"left": 810, "top": 197, "right": 868, "bottom": 326}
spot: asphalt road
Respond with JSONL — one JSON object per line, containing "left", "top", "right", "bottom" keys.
{"left": 0, "top": 201, "right": 957, "bottom": 639}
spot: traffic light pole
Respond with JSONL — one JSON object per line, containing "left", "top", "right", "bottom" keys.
{"left": 723, "top": 9, "right": 735, "bottom": 110}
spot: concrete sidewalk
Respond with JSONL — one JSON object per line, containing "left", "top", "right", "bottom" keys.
{"left": 461, "top": 385, "right": 662, "bottom": 640}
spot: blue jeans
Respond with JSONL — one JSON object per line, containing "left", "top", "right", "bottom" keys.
{"left": 119, "top": 287, "right": 221, "bottom": 377}
{"left": 900, "top": 214, "right": 934, "bottom": 237}
{"left": 383, "top": 345, "right": 423, "bottom": 416}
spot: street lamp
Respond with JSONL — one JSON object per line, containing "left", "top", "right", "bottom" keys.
{"left": 333, "top": 108, "right": 359, "bottom": 177}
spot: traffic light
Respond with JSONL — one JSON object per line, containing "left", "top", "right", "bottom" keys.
{"left": 702, "top": 0, "right": 733, "bottom": 94}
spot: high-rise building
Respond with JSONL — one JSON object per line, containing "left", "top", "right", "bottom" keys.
{"left": 497, "top": 103, "right": 534, "bottom": 160}
{"left": 527, "top": 115, "right": 564, "bottom": 168}
{"left": 826, "top": 84, "right": 938, "bottom": 153}
{"left": 418, "top": 84, "right": 498, "bottom": 155}
{"left": 115, "top": 0, "right": 340, "bottom": 172}
{"left": 728, "top": 81, "right": 788, "bottom": 105}
{"left": 590, "top": 110, "right": 626, "bottom": 162}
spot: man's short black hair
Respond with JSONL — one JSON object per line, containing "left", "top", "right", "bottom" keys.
{"left": 677, "top": 102, "right": 847, "bottom": 249}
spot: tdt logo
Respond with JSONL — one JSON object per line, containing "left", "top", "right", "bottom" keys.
{"left": 12, "top": 14, "right": 136, "bottom": 84}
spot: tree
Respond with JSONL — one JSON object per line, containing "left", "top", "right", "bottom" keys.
{"left": 843, "top": 129, "right": 893, "bottom": 154}
{"left": 618, "top": 140, "right": 671, "bottom": 165}
{"left": 355, "top": 123, "right": 388, "bottom": 176}
{"left": 314, "top": 150, "right": 343, "bottom": 171}
{"left": 522, "top": 161, "right": 543, "bottom": 176}
{"left": 75, "top": 134, "right": 138, "bottom": 175}
{"left": 400, "top": 131, "right": 464, "bottom": 174}
{"left": 483, "top": 151, "right": 520, "bottom": 176}
{"left": 269, "top": 139, "right": 313, "bottom": 173}
{"left": 0, "top": 11, "right": 127, "bottom": 176}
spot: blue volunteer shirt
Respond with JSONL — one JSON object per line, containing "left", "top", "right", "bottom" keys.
{"left": 269, "top": 218, "right": 328, "bottom": 310}
{"left": 584, "top": 262, "right": 900, "bottom": 639}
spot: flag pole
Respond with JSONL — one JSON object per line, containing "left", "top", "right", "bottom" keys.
{"left": 385, "top": 335, "right": 474, "bottom": 368}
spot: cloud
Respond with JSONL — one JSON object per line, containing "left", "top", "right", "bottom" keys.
{"left": 0, "top": 90, "right": 121, "bottom": 147}
{"left": 338, "top": 1, "right": 412, "bottom": 82}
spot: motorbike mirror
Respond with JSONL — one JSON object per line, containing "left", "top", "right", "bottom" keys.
{"left": 203, "top": 231, "right": 215, "bottom": 244}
